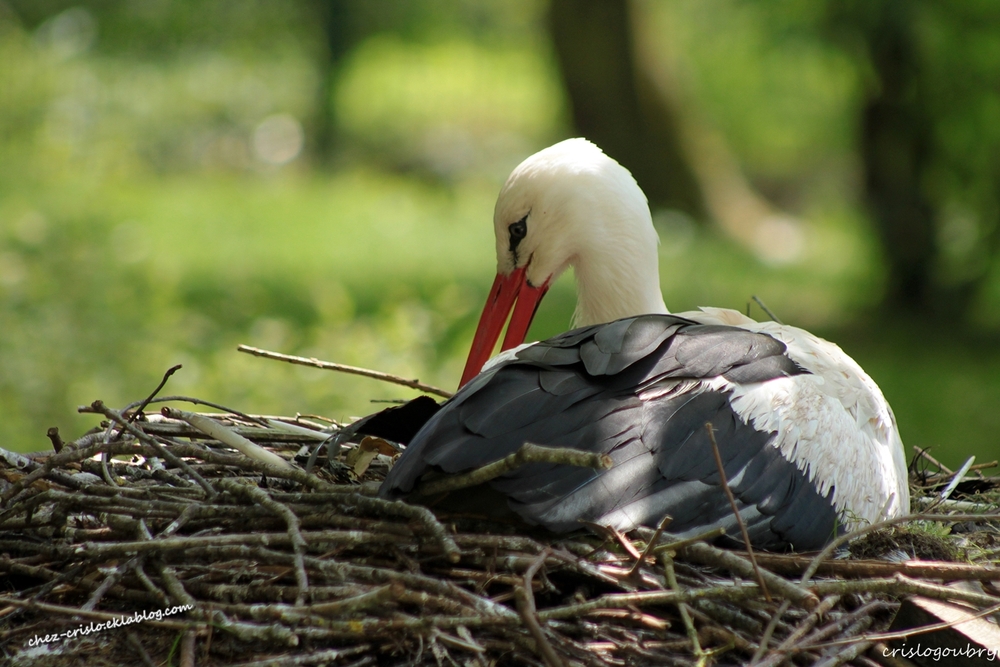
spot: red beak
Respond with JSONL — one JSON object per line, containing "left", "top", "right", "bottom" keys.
{"left": 459, "top": 268, "right": 550, "bottom": 388}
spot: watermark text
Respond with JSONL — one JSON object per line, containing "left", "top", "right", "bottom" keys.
{"left": 26, "top": 605, "right": 193, "bottom": 647}
{"left": 884, "top": 642, "right": 999, "bottom": 662}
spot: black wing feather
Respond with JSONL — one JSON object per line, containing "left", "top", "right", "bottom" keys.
{"left": 379, "top": 314, "right": 839, "bottom": 550}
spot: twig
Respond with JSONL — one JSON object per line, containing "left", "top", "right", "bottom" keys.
{"left": 127, "top": 631, "right": 159, "bottom": 667}
{"left": 798, "top": 600, "right": 892, "bottom": 651}
{"left": 79, "top": 395, "right": 271, "bottom": 427}
{"left": 0, "top": 436, "right": 115, "bottom": 506}
{"left": 799, "top": 512, "right": 1000, "bottom": 586}
{"left": 538, "top": 585, "right": 762, "bottom": 621}
{"left": 705, "top": 422, "right": 771, "bottom": 602}
{"left": 0, "top": 596, "right": 196, "bottom": 632}
{"left": 912, "top": 446, "right": 953, "bottom": 475}
{"left": 810, "top": 573, "right": 1000, "bottom": 608}
{"left": 336, "top": 494, "right": 461, "bottom": 563}
{"left": 804, "top": 600, "right": 1000, "bottom": 651}
{"left": 750, "top": 600, "right": 791, "bottom": 666}
{"left": 516, "top": 549, "right": 565, "bottom": 667}
{"left": 628, "top": 513, "right": 672, "bottom": 578}
{"left": 413, "top": 442, "right": 611, "bottom": 497}
{"left": 162, "top": 407, "right": 294, "bottom": 471}
{"left": 661, "top": 551, "right": 703, "bottom": 659}
{"left": 679, "top": 541, "right": 817, "bottom": 610}
{"left": 237, "top": 344, "right": 453, "bottom": 399}
{"left": 227, "top": 647, "right": 371, "bottom": 667}
{"left": 753, "top": 595, "right": 841, "bottom": 667}
{"left": 124, "top": 364, "right": 182, "bottom": 430}
{"left": 45, "top": 427, "right": 64, "bottom": 453}
{"left": 92, "top": 401, "right": 219, "bottom": 499}
{"left": 651, "top": 526, "right": 727, "bottom": 554}
{"left": 912, "top": 496, "right": 997, "bottom": 512}
{"left": 216, "top": 478, "right": 310, "bottom": 607}
{"left": 180, "top": 628, "right": 196, "bottom": 667}
{"left": 751, "top": 553, "right": 1000, "bottom": 581}
{"left": 308, "top": 584, "right": 403, "bottom": 616}
{"left": 752, "top": 295, "right": 783, "bottom": 324}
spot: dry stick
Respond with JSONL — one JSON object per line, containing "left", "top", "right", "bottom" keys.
{"left": 237, "top": 344, "right": 454, "bottom": 399}
{"left": 661, "top": 551, "right": 704, "bottom": 660}
{"left": 797, "top": 600, "right": 892, "bottom": 652}
{"left": 678, "top": 542, "right": 817, "bottom": 610}
{"left": 0, "top": 596, "right": 195, "bottom": 632}
{"left": 913, "top": 496, "right": 997, "bottom": 512}
{"left": 0, "top": 446, "right": 89, "bottom": 499}
{"left": 804, "top": 600, "right": 1000, "bottom": 652}
{"left": 162, "top": 407, "right": 294, "bottom": 472}
{"left": 92, "top": 401, "right": 219, "bottom": 499}
{"left": 752, "top": 295, "right": 783, "bottom": 324}
{"left": 337, "top": 495, "right": 461, "bottom": 563}
{"left": 124, "top": 365, "right": 183, "bottom": 430}
{"left": 45, "top": 426, "right": 64, "bottom": 453}
{"left": 590, "top": 522, "right": 645, "bottom": 561}
{"left": 98, "top": 394, "right": 271, "bottom": 427}
{"left": 537, "top": 585, "right": 762, "bottom": 621}
{"left": 126, "top": 631, "right": 160, "bottom": 667}
{"left": 810, "top": 573, "right": 1000, "bottom": 609}
{"left": 414, "top": 443, "right": 612, "bottom": 497}
{"left": 705, "top": 422, "right": 771, "bottom": 602}
{"left": 158, "top": 560, "right": 300, "bottom": 647}
{"left": 628, "top": 513, "right": 672, "bottom": 579}
{"left": 180, "top": 628, "right": 196, "bottom": 667}
{"left": 799, "top": 512, "right": 1000, "bottom": 587}
{"left": 216, "top": 478, "right": 310, "bottom": 607}
{"left": 752, "top": 595, "right": 841, "bottom": 667}
{"left": 749, "top": 599, "right": 792, "bottom": 667}
{"left": 912, "top": 446, "right": 954, "bottom": 475}
{"left": 0, "top": 434, "right": 116, "bottom": 506}
{"left": 751, "top": 553, "right": 1000, "bottom": 581}
{"left": 99, "top": 366, "right": 181, "bottom": 487}
{"left": 812, "top": 618, "right": 875, "bottom": 667}
{"left": 308, "top": 584, "right": 402, "bottom": 616}
{"left": 82, "top": 556, "right": 140, "bottom": 611}
{"left": 688, "top": 606, "right": 757, "bottom": 654}
{"left": 652, "top": 526, "right": 727, "bottom": 554}
{"left": 516, "top": 549, "right": 565, "bottom": 667}
{"left": 226, "top": 647, "right": 372, "bottom": 667}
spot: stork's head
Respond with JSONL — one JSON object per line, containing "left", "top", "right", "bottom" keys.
{"left": 460, "top": 138, "right": 666, "bottom": 386}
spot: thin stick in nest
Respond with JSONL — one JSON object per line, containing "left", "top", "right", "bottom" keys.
{"left": 237, "top": 344, "right": 453, "bottom": 399}
{"left": 413, "top": 442, "right": 611, "bottom": 497}
{"left": 705, "top": 422, "right": 771, "bottom": 602}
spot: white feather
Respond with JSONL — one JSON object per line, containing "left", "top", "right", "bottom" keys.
{"left": 677, "top": 307, "right": 909, "bottom": 528}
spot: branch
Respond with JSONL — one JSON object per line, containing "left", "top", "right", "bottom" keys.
{"left": 237, "top": 344, "right": 453, "bottom": 399}
{"left": 413, "top": 443, "right": 611, "bottom": 497}
{"left": 162, "top": 407, "right": 295, "bottom": 471}
{"left": 705, "top": 422, "right": 770, "bottom": 602}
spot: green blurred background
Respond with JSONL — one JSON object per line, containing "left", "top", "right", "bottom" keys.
{"left": 1, "top": 0, "right": 999, "bottom": 468}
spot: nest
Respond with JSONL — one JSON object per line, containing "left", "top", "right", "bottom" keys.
{"left": 1, "top": 374, "right": 1000, "bottom": 666}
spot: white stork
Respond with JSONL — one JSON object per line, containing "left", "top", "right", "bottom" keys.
{"left": 379, "top": 138, "right": 909, "bottom": 550}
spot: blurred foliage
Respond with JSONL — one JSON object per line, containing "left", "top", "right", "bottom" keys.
{"left": 1, "top": 0, "right": 999, "bottom": 469}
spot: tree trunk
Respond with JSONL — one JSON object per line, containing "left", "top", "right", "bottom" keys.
{"left": 548, "top": 0, "right": 708, "bottom": 219}
{"left": 309, "top": 0, "right": 363, "bottom": 166}
{"left": 860, "top": 1, "right": 937, "bottom": 314}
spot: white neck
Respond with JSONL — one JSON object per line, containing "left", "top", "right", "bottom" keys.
{"left": 570, "top": 217, "right": 668, "bottom": 327}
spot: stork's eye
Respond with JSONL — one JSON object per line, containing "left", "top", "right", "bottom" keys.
{"left": 508, "top": 216, "right": 527, "bottom": 252}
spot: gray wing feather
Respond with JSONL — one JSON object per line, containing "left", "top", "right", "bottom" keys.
{"left": 379, "top": 314, "right": 838, "bottom": 550}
